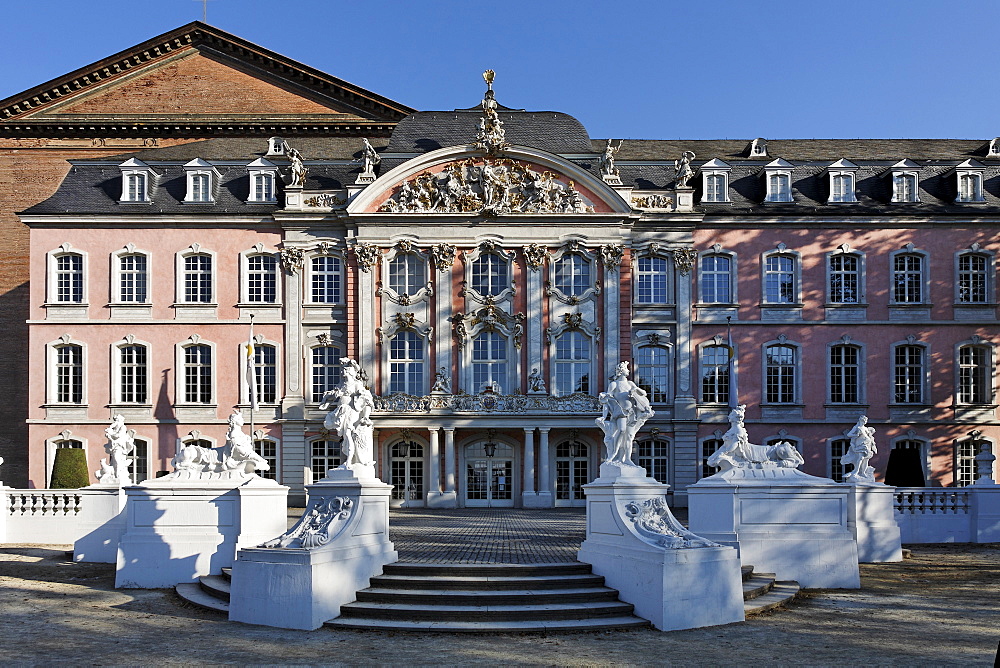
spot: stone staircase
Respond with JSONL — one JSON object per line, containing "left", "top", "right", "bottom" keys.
{"left": 176, "top": 562, "right": 799, "bottom": 631}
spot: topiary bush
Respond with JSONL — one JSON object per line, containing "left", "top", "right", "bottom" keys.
{"left": 50, "top": 448, "right": 90, "bottom": 488}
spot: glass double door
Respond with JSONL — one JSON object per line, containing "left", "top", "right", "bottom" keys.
{"left": 465, "top": 442, "right": 514, "bottom": 507}
{"left": 390, "top": 440, "right": 424, "bottom": 508}
{"left": 555, "top": 441, "right": 590, "bottom": 507}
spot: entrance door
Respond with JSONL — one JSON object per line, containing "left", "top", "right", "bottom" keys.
{"left": 390, "top": 440, "right": 425, "bottom": 508}
{"left": 465, "top": 442, "right": 514, "bottom": 507}
{"left": 555, "top": 440, "right": 589, "bottom": 507}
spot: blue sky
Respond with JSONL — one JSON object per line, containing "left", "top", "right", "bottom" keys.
{"left": 2, "top": 0, "right": 997, "bottom": 140}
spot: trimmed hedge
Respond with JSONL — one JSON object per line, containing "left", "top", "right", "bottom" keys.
{"left": 50, "top": 448, "right": 90, "bottom": 488}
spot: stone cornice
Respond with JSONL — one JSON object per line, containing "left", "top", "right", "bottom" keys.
{"left": 0, "top": 120, "right": 398, "bottom": 139}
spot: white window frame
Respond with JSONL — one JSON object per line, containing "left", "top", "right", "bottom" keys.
{"left": 828, "top": 436, "right": 852, "bottom": 482}
{"left": 131, "top": 434, "right": 152, "bottom": 484}
{"left": 889, "top": 245, "right": 929, "bottom": 305}
{"left": 633, "top": 437, "right": 671, "bottom": 484}
{"left": 827, "top": 159, "right": 858, "bottom": 203}
{"left": 955, "top": 339, "right": 995, "bottom": 406}
{"left": 954, "top": 436, "right": 989, "bottom": 487}
{"left": 469, "top": 330, "right": 512, "bottom": 394}
{"left": 309, "top": 340, "right": 344, "bottom": 404}
{"left": 110, "top": 244, "right": 151, "bottom": 305}
{"left": 699, "top": 339, "right": 734, "bottom": 405}
{"left": 46, "top": 336, "right": 87, "bottom": 406}
{"left": 111, "top": 337, "right": 152, "bottom": 406}
{"left": 955, "top": 160, "right": 986, "bottom": 203}
{"left": 762, "top": 338, "right": 800, "bottom": 405}
{"left": 308, "top": 437, "right": 343, "bottom": 484}
{"left": 381, "top": 242, "right": 431, "bottom": 305}
{"left": 551, "top": 330, "right": 595, "bottom": 397}
{"left": 246, "top": 158, "right": 278, "bottom": 203}
{"left": 307, "top": 251, "right": 345, "bottom": 305}
{"left": 463, "top": 241, "right": 515, "bottom": 304}
{"left": 386, "top": 329, "right": 428, "bottom": 396}
{"left": 634, "top": 344, "right": 673, "bottom": 404}
{"left": 253, "top": 433, "right": 280, "bottom": 482}
{"left": 239, "top": 244, "right": 281, "bottom": 305}
{"left": 700, "top": 435, "right": 724, "bottom": 479}
{"left": 548, "top": 242, "right": 598, "bottom": 304}
{"left": 827, "top": 340, "right": 866, "bottom": 405}
{"left": 890, "top": 160, "right": 921, "bottom": 203}
{"left": 763, "top": 158, "right": 794, "bottom": 203}
{"left": 698, "top": 249, "right": 736, "bottom": 305}
{"left": 761, "top": 246, "right": 801, "bottom": 305}
{"left": 118, "top": 158, "right": 154, "bottom": 203}
{"left": 46, "top": 243, "right": 88, "bottom": 305}
{"left": 825, "top": 245, "right": 865, "bottom": 305}
{"left": 890, "top": 339, "right": 930, "bottom": 406}
{"left": 699, "top": 158, "right": 731, "bottom": 203}
{"left": 183, "top": 158, "right": 220, "bottom": 204}
{"left": 175, "top": 244, "right": 217, "bottom": 305}
{"left": 634, "top": 252, "right": 672, "bottom": 305}
{"left": 955, "top": 248, "right": 995, "bottom": 305}
{"left": 175, "top": 337, "right": 217, "bottom": 406}
{"left": 240, "top": 337, "right": 280, "bottom": 406}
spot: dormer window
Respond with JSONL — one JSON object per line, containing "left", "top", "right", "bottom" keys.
{"left": 750, "top": 138, "right": 768, "bottom": 157}
{"left": 266, "top": 136, "right": 286, "bottom": 157}
{"left": 246, "top": 158, "right": 278, "bottom": 203}
{"left": 183, "top": 158, "right": 220, "bottom": 204}
{"left": 827, "top": 159, "right": 858, "bottom": 203}
{"left": 118, "top": 158, "right": 154, "bottom": 203}
{"left": 763, "top": 158, "right": 794, "bottom": 202}
{"left": 700, "top": 158, "right": 731, "bottom": 203}
{"left": 890, "top": 159, "right": 921, "bottom": 203}
{"left": 955, "top": 160, "right": 986, "bottom": 202}
{"left": 988, "top": 137, "right": 1000, "bottom": 158}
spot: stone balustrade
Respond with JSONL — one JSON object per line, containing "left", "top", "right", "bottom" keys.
{"left": 372, "top": 392, "right": 600, "bottom": 414}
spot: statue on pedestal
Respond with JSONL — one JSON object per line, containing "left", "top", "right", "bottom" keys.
{"left": 430, "top": 367, "right": 452, "bottom": 394}
{"left": 527, "top": 368, "right": 547, "bottom": 394}
{"left": 96, "top": 414, "right": 135, "bottom": 485}
{"left": 707, "top": 405, "right": 804, "bottom": 472}
{"left": 842, "top": 415, "right": 877, "bottom": 483}
{"left": 283, "top": 142, "right": 308, "bottom": 187}
{"left": 600, "top": 139, "right": 622, "bottom": 179}
{"left": 595, "top": 362, "right": 654, "bottom": 468}
{"left": 164, "top": 411, "right": 269, "bottom": 481}
{"left": 674, "top": 150, "right": 696, "bottom": 189}
{"left": 319, "top": 358, "right": 375, "bottom": 473}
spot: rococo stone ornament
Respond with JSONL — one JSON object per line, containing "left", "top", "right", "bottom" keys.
{"left": 599, "top": 243, "right": 624, "bottom": 269}
{"left": 672, "top": 248, "right": 699, "bottom": 276}
{"left": 474, "top": 69, "right": 510, "bottom": 155}
{"left": 431, "top": 243, "right": 457, "bottom": 271}
{"left": 261, "top": 496, "right": 354, "bottom": 549}
{"left": 378, "top": 158, "right": 595, "bottom": 216}
{"left": 625, "top": 497, "right": 721, "bottom": 549}
{"left": 522, "top": 243, "right": 549, "bottom": 270}
{"left": 352, "top": 242, "right": 380, "bottom": 272}
{"left": 279, "top": 247, "right": 305, "bottom": 273}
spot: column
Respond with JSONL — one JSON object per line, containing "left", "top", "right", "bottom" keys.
{"left": 443, "top": 428, "right": 457, "bottom": 506}
{"left": 602, "top": 255, "right": 621, "bottom": 386}
{"left": 434, "top": 253, "right": 453, "bottom": 386}
{"left": 425, "top": 428, "right": 453, "bottom": 507}
{"left": 674, "top": 255, "right": 698, "bottom": 418}
{"left": 522, "top": 427, "right": 540, "bottom": 507}
{"left": 357, "top": 255, "right": 377, "bottom": 376}
{"left": 537, "top": 427, "right": 553, "bottom": 507}
{"left": 526, "top": 262, "right": 544, "bottom": 382}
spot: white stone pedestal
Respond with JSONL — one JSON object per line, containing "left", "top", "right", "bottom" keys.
{"left": 115, "top": 477, "right": 288, "bottom": 588}
{"left": 971, "top": 484, "right": 1000, "bottom": 543}
{"left": 845, "top": 483, "right": 902, "bottom": 562}
{"left": 229, "top": 468, "right": 398, "bottom": 630}
{"left": 688, "top": 469, "right": 860, "bottom": 588}
{"left": 73, "top": 486, "right": 128, "bottom": 563}
{"left": 577, "top": 473, "right": 745, "bottom": 631}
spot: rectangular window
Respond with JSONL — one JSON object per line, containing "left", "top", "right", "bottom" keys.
{"left": 634, "top": 439, "right": 669, "bottom": 484}
{"left": 471, "top": 254, "right": 508, "bottom": 297}
{"left": 635, "top": 346, "right": 670, "bottom": 404}
{"left": 183, "top": 344, "right": 212, "bottom": 403}
{"left": 254, "top": 174, "right": 274, "bottom": 201}
{"left": 830, "top": 345, "right": 860, "bottom": 403}
{"left": 132, "top": 438, "right": 149, "bottom": 483}
{"left": 183, "top": 255, "right": 213, "bottom": 303}
{"left": 311, "top": 256, "right": 342, "bottom": 304}
{"left": 700, "top": 255, "right": 732, "bottom": 304}
{"left": 637, "top": 257, "right": 669, "bottom": 304}
{"left": 388, "top": 254, "right": 425, "bottom": 297}
{"left": 554, "top": 255, "right": 591, "bottom": 297}
{"left": 959, "top": 174, "right": 982, "bottom": 202}
{"left": 119, "top": 254, "right": 148, "bottom": 303}
{"left": 830, "top": 438, "right": 852, "bottom": 482}
{"left": 956, "top": 438, "right": 979, "bottom": 487}
{"left": 56, "top": 254, "right": 84, "bottom": 303}
{"left": 472, "top": 332, "right": 508, "bottom": 393}
{"left": 893, "top": 173, "right": 917, "bottom": 202}
{"left": 119, "top": 344, "right": 148, "bottom": 404}
{"left": 892, "top": 254, "right": 923, "bottom": 303}
{"left": 311, "top": 346, "right": 342, "bottom": 403}
{"left": 959, "top": 346, "right": 990, "bottom": 404}
{"left": 958, "top": 254, "right": 988, "bottom": 304}
{"left": 311, "top": 439, "right": 342, "bottom": 482}
{"left": 127, "top": 173, "right": 146, "bottom": 202}
{"left": 704, "top": 174, "right": 726, "bottom": 202}
{"left": 247, "top": 255, "right": 277, "bottom": 303}
{"left": 190, "top": 174, "right": 211, "bottom": 202}
{"left": 554, "top": 332, "right": 590, "bottom": 395}
{"left": 765, "top": 345, "right": 796, "bottom": 403}
{"left": 56, "top": 345, "right": 83, "bottom": 403}
{"left": 831, "top": 174, "right": 853, "bottom": 202}
{"left": 764, "top": 255, "right": 796, "bottom": 303}
{"left": 829, "top": 254, "right": 860, "bottom": 304}
{"left": 767, "top": 173, "right": 791, "bottom": 202}
{"left": 389, "top": 332, "right": 424, "bottom": 395}
{"left": 702, "top": 438, "right": 723, "bottom": 478}
{"left": 893, "top": 345, "right": 925, "bottom": 404}
{"left": 254, "top": 345, "right": 277, "bottom": 404}
{"left": 255, "top": 439, "right": 278, "bottom": 481}
{"left": 700, "top": 345, "right": 730, "bottom": 404}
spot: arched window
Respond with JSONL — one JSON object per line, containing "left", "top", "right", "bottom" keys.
{"left": 885, "top": 438, "right": 927, "bottom": 487}
{"left": 118, "top": 343, "right": 148, "bottom": 404}
{"left": 311, "top": 345, "right": 342, "bottom": 403}
{"left": 472, "top": 331, "right": 508, "bottom": 394}
{"left": 310, "top": 438, "right": 342, "bottom": 483}
{"left": 55, "top": 253, "right": 84, "bottom": 303}
{"left": 390, "top": 441, "right": 424, "bottom": 502}
{"left": 247, "top": 255, "right": 278, "bottom": 303}
{"left": 893, "top": 173, "right": 918, "bottom": 202}
{"left": 636, "top": 256, "right": 669, "bottom": 304}
{"left": 635, "top": 346, "right": 670, "bottom": 404}
{"left": 957, "top": 253, "right": 990, "bottom": 304}
{"left": 183, "top": 254, "right": 213, "bottom": 303}
{"left": 958, "top": 345, "right": 991, "bottom": 404}
{"left": 830, "top": 438, "right": 852, "bottom": 482}
{"left": 767, "top": 172, "right": 791, "bottom": 202}
{"left": 554, "top": 331, "right": 590, "bottom": 395}
{"left": 700, "top": 344, "right": 730, "bottom": 404}
{"left": 634, "top": 438, "right": 669, "bottom": 484}
{"left": 55, "top": 344, "right": 83, "bottom": 404}
{"left": 893, "top": 344, "right": 925, "bottom": 404}
{"left": 828, "top": 253, "right": 861, "bottom": 304}
{"left": 555, "top": 440, "right": 590, "bottom": 502}
{"left": 388, "top": 253, "right": 426, "bottom": 297}
{"left": 118, "top": 253, "right": 148, "bottom": 303}
{"left": 389, "top": 331, "right": 424, "bottom": 395}
{"left": 893, "top": 253, "right": 925, "bottom": 303}
{"left": 955, "top": 436, "right": 987, "bottom": 487}
{"left": 830, "top": 173, "right": 854, "bottom": 202}
{"left": 252, "top": 344, "right": 277, "bottom": 404}
{"left": 958, "top": 173, "right": 983, "bottom": 202}
{"left": 765, "top": 344, "right": 797, "bottom": 404}
{"left": 764, "top": 254, "right": 796, "bottom": 304}
{"left": 829, "top": 344, "right": 861, "bottom": 404}
{"left": 554, "top": 254, "right": 591, "bottom": 297}
{"left": 700, "top": 254, "right": 733, "bottom": 304}
{"left": 183, "top": 344, "right": 212, "bottom": 403}
{"left": 310, "top": 256, "right": 342, "bottom": 304}
{"left": 471, "top": 253, "right": 509, "bottom": 297}
{"left": 704, "top": 173, "right": 727, "bottom": 202}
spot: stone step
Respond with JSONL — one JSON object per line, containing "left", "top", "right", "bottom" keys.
{"left": 326, "top": 615, "right": 652, "bottom": 632}
{"left": 176, "top": 582, "right": 229, "bottom": 614}
{"left": 382, "top": 562, "right": 592, "bottom": 577}
{"left": 369, "top": 572, "right": 607, "bottom": 591}
{"left": 742, "top": 575, "right": 775, "bottom": 601}
{"left": 356, "top": 586, "right": 620, "bottom": 606}
{"left": 198, "top": 574, "right": 231, "bottom": 602}
{"left": 741, "top": 565, "right": 753, "bottom": 581}
{"left": 337, "top": 599, "right": 637, "bottom": 623}
{"left": 744, "top": 581, "right": 800, "bottom": 616}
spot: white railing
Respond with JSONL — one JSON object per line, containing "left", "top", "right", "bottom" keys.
{"left": 894, "top": 488, "right": 970, "bottom": 516}
{"left": 2, "top": 487, "right": 123, "bottom": 546}
{"left": 7, "top": 490, "right": 84, "bottom": 517}
{"left": 892, "top": 485, "right": 1000, "bottom": 543}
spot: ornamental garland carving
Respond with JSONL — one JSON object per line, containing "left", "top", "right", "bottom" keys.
{"left": 672, "top": 248, "right": 699, "bottom": 276}
{"left": 624, "top": 497, "right": 720, "bottom": 549}
{"left": 522, "top": 243, "right": 549, "bottom": 270}
{"left": 279, "top": 247, "right": 305, "bottom": 274}
{"left": 431, "top": 243, "right": 457, "bottom": 272}
{"left": 449, "top": 306, "right": 525, "bottom": 350}
{"left": 377, "top": 158, "right": 595, "bottom": 216}
{"left": 631, "top": 194, "right": 674, "bottom": 209}
{"left": 304, "top": 193, "right": 346, "bottom": 208}
{"left": 545, "top": 311, "right": 601, "bottom": 345}
{"left": 599, "top": 243, "right": 625, "bottom": 270}
{"left": 353, "top": 242, "right": 380, "bottom": 272}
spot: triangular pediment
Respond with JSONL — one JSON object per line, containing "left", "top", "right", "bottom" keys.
{"left": 0, "top": 22, "right": 412, "bottom": 123}
{"left": 765, "top": 158, "right": 794, "bottom": 169}
{"left": 891, "top": 159, "right": 921, "bottom": 169}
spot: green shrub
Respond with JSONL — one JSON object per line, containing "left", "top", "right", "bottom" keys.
{"left": 50, "top": 448, "right": 90, "bottom": 488}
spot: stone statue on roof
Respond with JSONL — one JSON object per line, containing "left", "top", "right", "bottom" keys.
{"left": 359, "top": 138, "right": 380, "bottom": 176}
{"left": 474, "top": 70, "right": 510, "bottom": 155}
{"left": 674, "top": 151, "right": 696, "bottom": 189}
{"left": 600, "top": 140, "right": 622, "bottom": 178}
{"left": 282, "top": 141, "right": 308, "bottom": 187}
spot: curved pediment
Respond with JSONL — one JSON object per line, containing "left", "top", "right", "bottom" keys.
{"left": 348, "top": 146, "right": 631, "bottom": 215}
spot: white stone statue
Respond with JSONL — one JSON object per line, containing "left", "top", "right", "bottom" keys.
{"left": 595, "top": 361, "right": 654, "bottom": 468}
{"left": 359, "top": 138, "right": 380, "bottom": 176}
{"left": 164, "top": 411, "right": 269, "bottom": 481}
{"left": 96, "top": 414, "right": 135, "bottom": 485}
{"left": 431, "top": 367, "right": 451, "bottom": 393}
{"left": 283, "top": 142, "right": 308, "bottom": 187}
{"left": 674, "top": 150, "right": 696, "bottom": 188}
{"left": 527, "top": 367, "right": 547, "bottom": 394}
{"left": 600, "top": 139, "right": 622, "bottom": 178}
{"left": 842, "top": 415, "right": 877, "bottom": 483}
{"left": 706, "top": 405, "right": 805, "bottom": 472}
{"left": 319, "top": 358, "right": 375, "bottom": 473}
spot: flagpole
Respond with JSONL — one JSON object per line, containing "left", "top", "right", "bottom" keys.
{"left": 248, "top": 313, "right": 255, "bottom": 447}
{"left": 726, "top": 315, "right": 736, "bottom": 408}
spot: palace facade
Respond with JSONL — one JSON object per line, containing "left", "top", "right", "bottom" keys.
{"left": 11, "top": 24, "right": 999, "bottom": 505}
